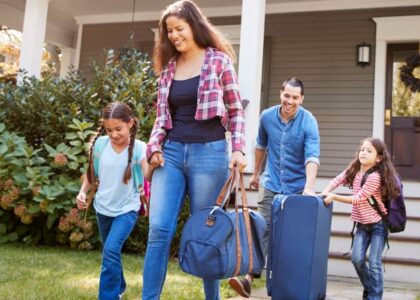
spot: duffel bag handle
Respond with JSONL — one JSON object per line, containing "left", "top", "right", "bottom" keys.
{"left": 232, "top": 167, "right": 255, "bottom": 276}
{"left": 215, "top": 168, "right": 237, "bottom": 208}
{"left": 215, "top": 165, "right": 248, "bottom": 209}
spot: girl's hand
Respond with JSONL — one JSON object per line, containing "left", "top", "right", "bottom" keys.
{"left": 323, "top": 193, "right": 334, "bottom": 206}
{"left": 229, "top": 151, "right": 247, "bottom": 172}
{"left": 139, "top": 184, "right": 145, "bottom": 197}
{"left": 149, "top": 152, "right": 164, "bottom": 168}
{"left": 76, "top": 191, "right": 87, "bottom": 210}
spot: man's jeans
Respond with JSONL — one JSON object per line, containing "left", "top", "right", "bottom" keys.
{"left": 352, "top": 220, "right": 387, "bottom": 300}
{"left": 257, "top": 188, "right": 277, "bottom": 260}
{"left": 142, "top": 140, "right": 229, "bottom": 300}
{"left": 97, "top": 211, "right": 138, "bottom": 300}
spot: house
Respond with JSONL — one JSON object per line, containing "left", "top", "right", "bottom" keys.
{"left": 1, "top": 0, "right": 419, "bottom": 285}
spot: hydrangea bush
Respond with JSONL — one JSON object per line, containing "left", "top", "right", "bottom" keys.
{"left": 0, "top": 47, "right": 161, "bottom": 252}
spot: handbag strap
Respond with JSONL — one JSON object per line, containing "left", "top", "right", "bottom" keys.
{"left": 212, "top": 167, "right": 255, "bottom": 276}
{"left": 240, "top": 173, "right": 254, "bottom": 273}
{"left": 215, "top": 168, "right": 236, "bottom": 207}
{"left": 232, "top": 167, "right": 255, "bottom": 276}
{"left": 238, "top": 169, "right": 254, "bottom": 274}
{"left": 233, "top": 171, "right": 242, "bottom": 276}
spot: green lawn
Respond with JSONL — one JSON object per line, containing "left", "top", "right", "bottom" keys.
{"left": 0, "top": 243, "right": 265, "bottom": 299}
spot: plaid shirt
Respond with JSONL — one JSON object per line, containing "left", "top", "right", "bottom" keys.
{"left": 146, "top": 47, "right": 245, "bottom": 159}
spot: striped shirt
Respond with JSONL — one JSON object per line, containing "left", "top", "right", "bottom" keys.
{"left": 329, "top": 170, "right": 387, "bottom": 224}
{"left": 146, "top": 47, "right": 245, "bottom": 159}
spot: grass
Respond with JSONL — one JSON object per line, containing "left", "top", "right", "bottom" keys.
{"left": 0, "top": 243, "right": 265, "bottom": 299}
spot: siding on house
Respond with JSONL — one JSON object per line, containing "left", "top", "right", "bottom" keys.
{"left": 79, "top": 7, "right": 420, "bottom": 177}
{"left": 79, "top": 21, "right": 157, "bottom": 75}
{"left": 79, "top": 17, "right": 240, "bottom": 76}
{"left": 264, "top": 6, "right": 420, "bottom": 177}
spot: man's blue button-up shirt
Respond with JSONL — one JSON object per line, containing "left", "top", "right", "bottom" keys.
{"left": 256, "top": 105, "right": 320, "bottom": 194}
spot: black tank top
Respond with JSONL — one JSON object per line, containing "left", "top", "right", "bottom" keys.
{"left": 167, "top": 75, "right": 225, "bottom": 143}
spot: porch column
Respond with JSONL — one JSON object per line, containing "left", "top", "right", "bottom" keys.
{"left": 238, "top": 0, "right": 266, "bottom": 172}
{"left": 73, "top": 23, "right": 83, "bottom": 70}
{"left": 59, "top": 48, "right": 76, "bottom": 78}
{"left": 18, "top": 0, "right": 50, "bottom": 82}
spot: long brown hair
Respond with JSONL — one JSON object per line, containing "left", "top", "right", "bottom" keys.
{"left": 343, "top": 137, "right": 400, "bottom": 200}
{"left": 86, "top": 102, "right": 138, "bottom": 185}
{"left": 153, "top": 0, "right": 236, "bottom": 74}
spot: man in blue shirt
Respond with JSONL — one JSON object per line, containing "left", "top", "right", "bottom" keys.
{"left": 229, "top": 78, "right": 320, "bottom": 298}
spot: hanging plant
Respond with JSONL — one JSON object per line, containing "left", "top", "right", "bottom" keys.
{"left": 399, "top": 53, "right": 420, "bottom": 93}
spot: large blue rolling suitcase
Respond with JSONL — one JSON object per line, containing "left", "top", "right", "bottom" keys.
{"left": 267, "top": 195, "right": 333, "bottom": 300}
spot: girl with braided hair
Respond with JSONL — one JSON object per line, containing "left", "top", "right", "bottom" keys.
{"left": 76, "top": 101, "right": 153, "bottom": 300}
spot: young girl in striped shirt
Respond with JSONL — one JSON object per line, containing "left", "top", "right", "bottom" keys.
{"left": 321, "top": 137, "right": 400, "bottom": 300}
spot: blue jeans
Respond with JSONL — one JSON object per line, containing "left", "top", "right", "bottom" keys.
{"left": 351, "top": 220, "right": 387, "bottom": 300}
{"left": 142, "top": 140, "right": 229, "bottom": 300}
{"left": 257, "top": 188, "right": 277, "bottom": 259}
{"left": 97, "top": 211, "right": 138, "bottom": 300}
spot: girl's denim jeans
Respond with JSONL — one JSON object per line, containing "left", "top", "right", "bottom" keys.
{"left": 97, "top": 210, "right": 138, "bottom": 300}
{"left": 142, "top": 139, "right": 229, "bottom": 300}
{"left": 351, "top": 220, "right": 387, "bottom": 300}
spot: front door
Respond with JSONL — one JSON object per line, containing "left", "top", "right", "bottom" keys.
{"left": 385, "top": 43, "right": 420, "bottom": 180}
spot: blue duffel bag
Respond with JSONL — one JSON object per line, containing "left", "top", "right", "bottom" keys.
{"left": 179, "top": 167, "right": 266, "bottom": 280}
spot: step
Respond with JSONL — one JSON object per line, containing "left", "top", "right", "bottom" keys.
{"left": 331, "top": 212, "right": 420, "bottom": 237}
{"left": 242, "top": 175, "right": 420, "bottom": 213}
{"left": 329, "top": 231, "right": 420, "bottom": 259}
{"left": 331, "top": 196, "right": 420, "bottom": 214}
{"left": 328, "top": 252, "right": 420, "bottom": 284}
{"left": 228, "top": 188, "right": 260, "bottom": 209}
{"left": 315, "top": 178, "right": 419, "bottom": 199}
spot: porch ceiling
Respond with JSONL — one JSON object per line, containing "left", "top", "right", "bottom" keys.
{"left": 0, "top": 0, "right": 419, "bottom": 46}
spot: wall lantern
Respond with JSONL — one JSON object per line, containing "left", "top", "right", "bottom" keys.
{"left": 357, "top": 43, "right": 371, "bottom": 67}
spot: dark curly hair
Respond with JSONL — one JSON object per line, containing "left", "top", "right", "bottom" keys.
{"left": 343, "top": 137, "right": 400, "bottom": 201}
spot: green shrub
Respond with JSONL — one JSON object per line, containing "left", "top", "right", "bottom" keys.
{"left": 0, "top": 47, "right": 164, "bottom": 252}
{"left": 0, "top": 48, "right": 157, "bottom": 148}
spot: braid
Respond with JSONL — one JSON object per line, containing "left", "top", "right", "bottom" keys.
{"left": 123, "top": 117, "right": 138, "bottom": 184}
{"left": 87, "top": 126, "right": 104, "bottom": 184}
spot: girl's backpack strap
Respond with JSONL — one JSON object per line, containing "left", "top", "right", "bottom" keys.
{"left": 132, "top": 139, "right": 146, "bottom": 192}
{"left": 343, "top": 221, "right": 357, "bottom": 257}
{"left": 93, "top": 136, "right": 109, "bottom": 178}
{"left": 93, "top": 137, "right": 145, "bottom": 192}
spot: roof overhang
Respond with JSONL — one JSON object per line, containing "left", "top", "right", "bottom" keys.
{"left": 0, "top": 0, "right": 419, "bottom": 47}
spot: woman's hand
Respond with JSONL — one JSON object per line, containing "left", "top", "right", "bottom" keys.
{"left": 229, "top": 151, "right": 247, "bottom": 172}
{"left": 76, "top": 191, "right": 87, "bottom": 210}
{"left": 149, "top": 152, "right": 164, "bottom": 168}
